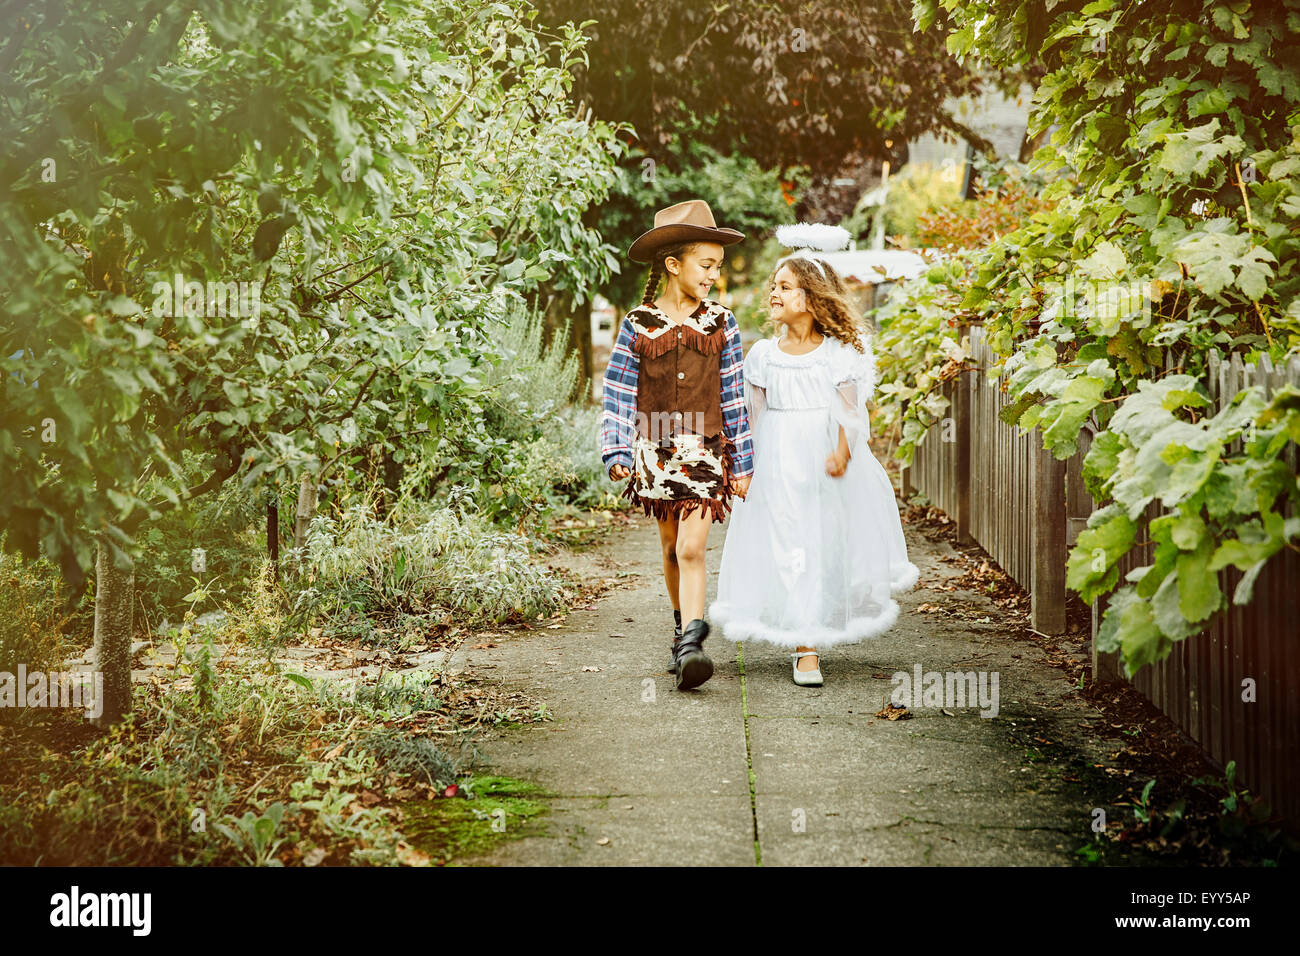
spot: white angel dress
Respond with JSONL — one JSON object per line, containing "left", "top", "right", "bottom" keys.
{"left": 709, "top": 330, "right": 919, "bottom": 649}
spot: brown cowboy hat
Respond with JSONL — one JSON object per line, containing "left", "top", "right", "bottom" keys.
{"left": 627, "top": 199, "right": 745, "bottom": 263}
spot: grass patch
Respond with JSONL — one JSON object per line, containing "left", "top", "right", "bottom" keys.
{"left": 399, "top": 775, "right": 551, "bottom": 865}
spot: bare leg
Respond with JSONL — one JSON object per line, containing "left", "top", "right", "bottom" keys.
{"left": 795, "top": 645, "right": 819, "bottom": 671}
{"left": 655, "top": 513, "right": 680, "bottom": 612}
{"left": 674, "top": 506, "right": 713, "bottom": 622}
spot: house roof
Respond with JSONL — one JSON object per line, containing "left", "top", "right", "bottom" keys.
{"left": 815, "top": 249, "right": 938, "bottom": 286}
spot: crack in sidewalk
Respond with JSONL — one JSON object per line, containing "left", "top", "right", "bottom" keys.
{"left": 737, "top": 642, "right": 761, "bottom": 866}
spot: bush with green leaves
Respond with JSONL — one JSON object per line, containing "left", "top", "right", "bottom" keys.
{"left": 445, "top": 300, "right": 589, "bottom": 526}
{"left": 873, "top": 251, "right": 978, "bottom": 465}
{"left": 847, "top": 161, "right": 965, "bottom": 247}
{"left": 0, "top": 536, "right": 81, "bottom": 678}
{"left": 395, "top": 298, "right": 620, "bottom": 524}
{"left": 131, "top": 464, "right": 270, "bottom": 631}
{"left": 481, "top": 301, "right": 583, "bottom": 445}
{"left": 894, "top": 0, "right": 1300, "bottom": 675}
{"left": 1, "top": 0, "right": 625, "bottom": 720}
{"left": 544, "top": 402, "right": 616, "bottom": 511}
{"left": 296, "top": 497, "right": 568, "bottom": 631}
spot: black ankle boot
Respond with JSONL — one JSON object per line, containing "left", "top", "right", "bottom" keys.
{"left": 674, "top": 619, "right": 713, "bottom": 690}
{"left": 667, "top": 610, "right": 683, "bottom": 674}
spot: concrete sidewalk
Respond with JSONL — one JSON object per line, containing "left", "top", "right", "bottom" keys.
{"left": 452, "top": 510, "right": 1137, "bottom": 866}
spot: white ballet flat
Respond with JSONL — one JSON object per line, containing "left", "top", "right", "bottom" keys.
{"left": 791, "top": 650, "right": 823, "bottom": 686}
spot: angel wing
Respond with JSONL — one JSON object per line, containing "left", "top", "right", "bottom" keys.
{"left": 827, "top": 333, "right": 877, "bottom": 457}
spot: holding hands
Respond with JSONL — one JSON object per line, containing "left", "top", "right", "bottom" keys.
{"left": 825, "top": 448, "right": 850, "bottom": 478}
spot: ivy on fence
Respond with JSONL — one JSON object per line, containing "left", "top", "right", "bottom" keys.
{"left": 878, "top": 0, "right": 1300, "bottom": 675}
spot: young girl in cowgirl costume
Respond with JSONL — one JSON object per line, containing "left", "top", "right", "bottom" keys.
{"left": 600, "top": 200, "right": 755, "bottom": 691}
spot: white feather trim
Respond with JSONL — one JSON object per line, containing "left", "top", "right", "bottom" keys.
{"left": 775, "top": 222, "right": 851, "bottom": 252}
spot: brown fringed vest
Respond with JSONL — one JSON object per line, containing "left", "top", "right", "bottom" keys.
{"left": 627, "top": 299, "right": 727, "bottom": 440}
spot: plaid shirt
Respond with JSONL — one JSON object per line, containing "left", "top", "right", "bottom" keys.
{"left": 600, "top": 305, "right": 754, "bottom": 479}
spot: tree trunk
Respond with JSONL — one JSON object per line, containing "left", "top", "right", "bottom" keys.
{"left": 293, "top": 473, "right": 318, "bottom": 555}
{"left": 92, "top": 540, "right": 134, "bottom": 727}
{"left": 573, "top": 295, "right": 595, "bottom": 405}
{"left": 378, "top": 445, "right": 403, "bottom": 518}
{"left": 535, "top": 281, "right": 595, "bottom": 405}
{"left": 267, "top": 499, "right": 279, "bottom": 581}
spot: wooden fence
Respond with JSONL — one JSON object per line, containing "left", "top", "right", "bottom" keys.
{"left": 901, "top": 324, "right": 1300, "bottom": 831}
{"left": 901, "top": 324, "right": 1090, "bottom": 634}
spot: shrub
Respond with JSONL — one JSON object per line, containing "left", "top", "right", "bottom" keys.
{"left": 131, "top": 467, "right": 269, "bottom": 632}
{"left": 296, "top": 497, "right": 567, "bottom": 631}
{"left": 0, "top": 536, "right": 81, "bottom": 676}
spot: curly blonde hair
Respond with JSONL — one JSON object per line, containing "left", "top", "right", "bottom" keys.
{"left": 762, "top": 255, "right": 874, "bottom": 353}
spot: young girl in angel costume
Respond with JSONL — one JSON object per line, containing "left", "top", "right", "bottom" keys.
{"left": 709, "top": 223, "right": 919, "bottom": 686}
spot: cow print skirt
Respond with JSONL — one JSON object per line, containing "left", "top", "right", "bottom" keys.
{"left": 621, "top": 430, "right": 738, "bottom": 524}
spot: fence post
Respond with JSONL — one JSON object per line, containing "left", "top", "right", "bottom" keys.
{"left": 1092, "top": 600, "right": 1121, "bottom": 681}
{"left": 1030, "top": 428, "right": 1067, "bottom": 634}
{"left": 954, "top": 321, "right": 973, "bottom": 546}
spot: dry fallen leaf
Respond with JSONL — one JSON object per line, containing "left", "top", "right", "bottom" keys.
{"left": 395, "top": 842, "right": 431, "bottom": 867}
{"left": 302, "top": 847, "right": 328, "bottom": 867}
{"left": 470, "top": 643, "right": 497, "bottom": 650}
{"left": 596, "top": 837, "right": 610, "bottom": 846}
{"left": 874, "top": 703, "right": 912, "bottom": 721}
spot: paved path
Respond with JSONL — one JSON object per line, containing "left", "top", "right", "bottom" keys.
{"left": 453, "top": 508, "right": 1134, "bottom": 866}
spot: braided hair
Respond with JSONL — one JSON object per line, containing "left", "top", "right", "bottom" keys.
{"left": 641, "top": 241, "right": 701, "bottom": 305}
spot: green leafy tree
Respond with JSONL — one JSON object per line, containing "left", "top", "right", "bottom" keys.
{"left": 537, "top": 0, "right": 997, "bottom": 179}
{"left": 1, "top": 0, "right": 623, "bottom": 722}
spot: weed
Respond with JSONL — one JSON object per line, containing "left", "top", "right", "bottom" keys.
{"left": 213, "top": 803, "right": 291, "bottom": 867}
